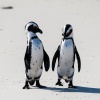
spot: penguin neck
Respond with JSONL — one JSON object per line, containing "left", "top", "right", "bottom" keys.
{"left": 27, "top": 31, "right": 37, "bottom": 39}
{"left": 27, "top": 32, "right": 38, "bottom": 46}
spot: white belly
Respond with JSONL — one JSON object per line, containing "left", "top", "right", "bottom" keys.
{"left": 27, "top": 39, "right": 43, "bottom": 79}
{"left": 58, "top": 39, "right": 74, "bottom": 80}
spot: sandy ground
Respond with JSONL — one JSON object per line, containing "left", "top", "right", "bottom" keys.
{"left": 0, "top": 0, "right": 100, "bottom": 99}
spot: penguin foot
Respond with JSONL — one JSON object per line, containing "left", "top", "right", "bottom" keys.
{"left": 36, "top": 84, "right": 47, "bottom": 88}
{"left": 23, "top": 80, "right": 30, "bottom": 89}
{"left": 36, "top": 80, "right": 46, "bottom": 88}
{"left": 68, "top": 80, "right": 77, "bottom": 88}
{"left": 23, "top": 86, "right": 30, "bottom": 89}
{"left": 56, "top": 82, "right": 63, "bottom": 86}
{"left": 68, "top": 85, "right": 77, "bottom": 88}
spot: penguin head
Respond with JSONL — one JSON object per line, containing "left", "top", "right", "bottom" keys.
{"left": 25, "top": 21, "right": 43, "bottom": 34}
{"left": 62, "top": 24, "right": 73, "bottom": 37}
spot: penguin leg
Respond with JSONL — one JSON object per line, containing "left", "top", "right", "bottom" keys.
{"left": 56, "top": 79, "right": 63, "bottom": 86}
{"left": 68, "top": 80, "right": 77, "bottom": 88}
{"left": 56, "top": 73, "right": 63, "bottom": 86}
{"left": 36, "top": 80, "right": 46, "bottom": 88}
{"left": 23, "top": 80, "right": 30, "bottom": 89}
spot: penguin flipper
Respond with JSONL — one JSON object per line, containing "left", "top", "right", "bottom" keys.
{"left": 75, "top": 46, "right": 81, "bottom": 72}
{"left": 52, "top": 46, "right": 60, "bottom": 71}
{"left": 24, "top": 46, "right": 31, "bottom": 70}
{"left": 43, "top": 49, "right": 50, "bottom": 72}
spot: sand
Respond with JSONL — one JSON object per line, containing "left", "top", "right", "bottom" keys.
{"left": 0, "top": 0, "right": 100, "bottom": 99}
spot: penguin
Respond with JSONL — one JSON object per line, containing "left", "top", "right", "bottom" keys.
{"left": 23, "top": 21, "right": 50, "bottom": 89}
{"left": 52, "top": 24, "right": 81, "bottom": 88}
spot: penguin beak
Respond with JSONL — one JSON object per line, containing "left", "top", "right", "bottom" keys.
{"left": 37, "top": 28, "right": 43, "bottom": 34}
{"left": 62, "top": 33, "right": 64, "bottom": 36}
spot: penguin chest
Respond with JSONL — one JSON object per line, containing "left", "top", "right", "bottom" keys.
{"left": 58, "top": 39, "right": 74, "bottom": 78}
{"left": 30, "top": 40, "right": 43, "bottom": 68}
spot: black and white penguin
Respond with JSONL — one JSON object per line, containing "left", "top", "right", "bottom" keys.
{"left": 23, "top": 21, "right": 50, "bottom": 89}
{"left": 52, "top": 24, "right": 81, "bottom": 88}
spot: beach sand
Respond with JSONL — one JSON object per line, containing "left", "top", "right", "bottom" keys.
{"left": 0, "top": 0, "right": 100, "bottom": 99}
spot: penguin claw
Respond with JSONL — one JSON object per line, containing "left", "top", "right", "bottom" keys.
{"left": 56, "top": 82, "right": 63, "bottom": 86}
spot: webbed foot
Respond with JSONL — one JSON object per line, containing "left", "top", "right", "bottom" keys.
{"left": 56, "top": 79, "right": 63, "bottom": 86}
{"left": 23, "top": 85, "right": 30, "bottom": 89}
{"left": 36, "top": 80, "right": 47, "bottom": 88}
{"left": 68, "top": 80, "right": 77, "bottom": 88}
{"left": 23, "top": 80, "right": 30, "bottom": 89}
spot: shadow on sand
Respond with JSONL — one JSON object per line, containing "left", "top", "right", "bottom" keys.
{"left": 1, "top": 6, "right": 13, "bottom": 9}
{"left": 32, "top": 86, "right": 100, "bottom": 94}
